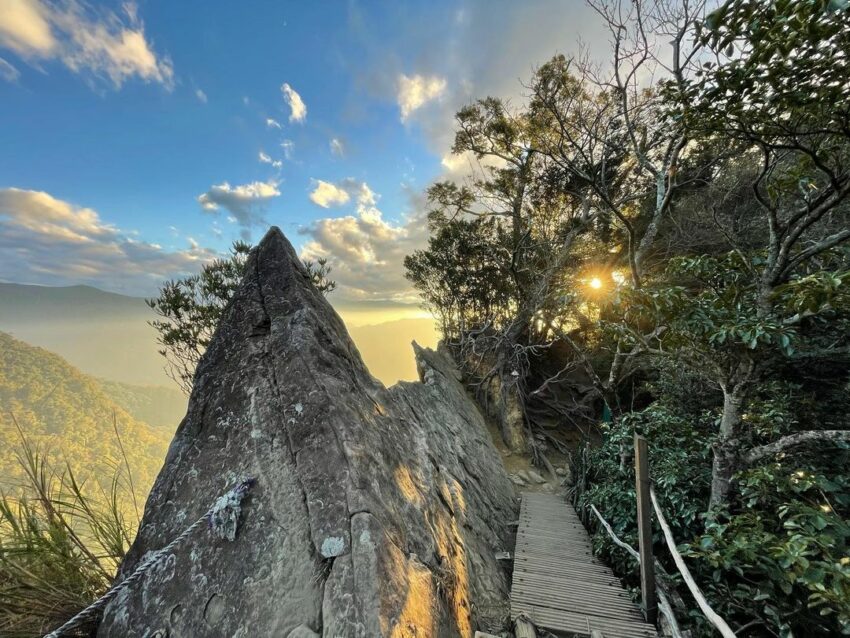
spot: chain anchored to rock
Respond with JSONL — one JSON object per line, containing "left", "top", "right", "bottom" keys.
{"left": 43, "top": 478, "right": 256, "bottom": 638}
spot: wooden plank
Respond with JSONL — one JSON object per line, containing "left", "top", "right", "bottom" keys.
{"left": 512, "top": 567, "right": 623, "bottom": 586}
{"left": 513, "top": 603, "right": 657, "bottom": 634}
{"left": 513, "top": 605, "right": 656, "bottom": 637}
{"left": 510, "top": 492, "right": 657, "bottom": 637}
{"left": 511, "top": 587, "right": 644, "bottom": 615}
{"left": 512, "top": 575, "right": 637, "bottom": 600}
{"left": 513, "top": 606, "right": 656, "bottom": 638}
{"left": 511, "top": 594, "right": 645, "bottom": 622}
{"left": 512, "top": 570, "right": 623, "bottom": 588}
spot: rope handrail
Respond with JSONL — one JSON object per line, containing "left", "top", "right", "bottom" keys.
{"left": 589, "top": 504, "right": 684, "bottom": 638}
{"left": 44, "top": 478, "right": 256, "bottom": 638}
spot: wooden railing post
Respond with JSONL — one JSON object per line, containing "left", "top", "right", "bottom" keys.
{"left": 634, "top": 433, "right": 658, "bottom": 625}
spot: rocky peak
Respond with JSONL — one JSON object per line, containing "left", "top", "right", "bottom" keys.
{"left": 98, "top": 227, "right": 517, "bottom": 638}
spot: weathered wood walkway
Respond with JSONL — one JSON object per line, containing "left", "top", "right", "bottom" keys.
{"left": 510, "top": 492, "right": 658, "bottom": 637}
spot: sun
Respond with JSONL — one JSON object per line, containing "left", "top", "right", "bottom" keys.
{"left": 589, "top": 277, "right": 603, "bottom": 289}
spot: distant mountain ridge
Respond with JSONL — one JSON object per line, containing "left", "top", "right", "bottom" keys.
{"left": 0, "top": 331, "right": 171, "bottom": 494}
{"left": 0, "top": 282, "right": 169, "bottom": 386}
{"left": 0, "top": 283, "right": 148, "bottom": 316}
{"left": 0, "top": 282, "right": 438, "bottom": 386}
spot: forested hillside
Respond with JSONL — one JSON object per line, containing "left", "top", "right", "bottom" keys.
{"left": 0, "top": 332, "right": 171, "bottom": 496}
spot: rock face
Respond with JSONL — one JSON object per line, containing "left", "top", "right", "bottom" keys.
{"left": 99, "top": 228, "right": 517, "bottom": 638}
{"left": 475, "top": 360, "right": 527, "bottom": 453}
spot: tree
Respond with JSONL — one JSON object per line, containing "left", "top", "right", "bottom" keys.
{"left": 404, "top": 215, "right": 513, "bottom": 340}
{"left": 650, "top": 0, "right": 850, "bottom": 507}
{"left": 406, "top": 0, "right": 713, "bottom": 450}
{"left": 148, "top": 242, "right": 335, "bottom": 394}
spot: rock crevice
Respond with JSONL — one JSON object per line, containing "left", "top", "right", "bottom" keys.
{"left": 98, "top": 227, "right": 517, "bottom": 638}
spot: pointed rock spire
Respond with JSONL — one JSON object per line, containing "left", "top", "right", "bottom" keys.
{"left": 99, "top": 227, "right": 516, "bottom": 637}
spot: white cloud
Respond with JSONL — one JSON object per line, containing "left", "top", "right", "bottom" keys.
{"left": 0, "top": 56, "right": 19, "bottom": 81}
{"left": 195, "top": 88, "right": 207, "bottom": 103}
{"left": 300, "top": 183, "right": 428, "bottom": 303}
{"left": 440, "top": 149, "right": 505, "bottom": 176}
{"left": 281, "top": 82, "right": 306, "bottom": 122}
{"left": 397, "top": 73, "right": 446, "bottom": 122}
{"left": 0, "top": 0, "right": 174, "bottom": 89}
{"left": 309, "top": 180, "right": 351, "bottom": 208}
{"left": 441, "top": 151, "right": 470, "bottom": 173}
{"left": 347, "top": 1, "right": 607, "bottom": 156}
{"left": 266, "top": 117, "right": 281, "bottom": 129}
{"left": 280, "top": 139, "right": 294, "bottom": 160}
{"left": 329, "top": 137, "right": 345, "bottom": 157}
{"left": 197, "top": 180, "right": 281, "bottom": 235}
{"left": 0, "top": 0, "right": 55, "bottom": 56}
{"left": 0, "top": 187, "right": 216, "bottom": 295}
{"left": 258, "top": 151, "right": 282, "bottom": 169}
{"left": 308, "top": 178, "right": 380, "bottom": 211}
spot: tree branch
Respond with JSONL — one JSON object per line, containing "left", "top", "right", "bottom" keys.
{"left": 745, "top": 430, "right": 850, "bottom": 465}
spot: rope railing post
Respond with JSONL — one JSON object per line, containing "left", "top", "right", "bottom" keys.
{"left": 634, "top": 433, "right": 658, "bottom": 625}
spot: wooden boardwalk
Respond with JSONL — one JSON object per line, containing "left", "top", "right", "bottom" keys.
{"left": 510, "top": 492, "right": 657, "bottom": 637}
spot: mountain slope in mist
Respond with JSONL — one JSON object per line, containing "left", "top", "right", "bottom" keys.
{"left": 97, "top": 379, "right": 187, "bottom": 428}
{"left": 0, "top": 331, "right": 171, "bottom": 494}
{"left": 0, "top": 283, "right": 167, "bottom": 386}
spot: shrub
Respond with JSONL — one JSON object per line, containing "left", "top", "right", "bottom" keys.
{"left": 0, "top": 430, "right": 135, "bottom": 637}
{"left": 573, "top": 399, "right": 850, "bottom": 636}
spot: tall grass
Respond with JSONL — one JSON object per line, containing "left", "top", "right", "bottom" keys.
{"left": 0, "top": 417, "right": 138, "bottom": 637}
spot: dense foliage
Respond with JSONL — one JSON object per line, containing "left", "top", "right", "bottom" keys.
{"left": 405, "top": 0, "right": 850, "bottom": 635}
{"left": 575, "top": 374, "right": 850, "bottom": 636}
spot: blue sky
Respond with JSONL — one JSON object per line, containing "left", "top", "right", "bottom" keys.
{"left": 0, "top": 0, "right": 604, "bottom": 318}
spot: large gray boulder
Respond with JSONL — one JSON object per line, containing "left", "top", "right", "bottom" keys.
{"left": 98, "top": 227, "right": 517, "bottom": 638}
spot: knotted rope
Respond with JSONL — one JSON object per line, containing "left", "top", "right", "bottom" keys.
{"left": 44, "top": 478, "right": 256, "bottom": 638}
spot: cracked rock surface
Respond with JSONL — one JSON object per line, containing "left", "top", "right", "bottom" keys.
{"left": 98, "top": 227, "right": 517, "bottom": 638}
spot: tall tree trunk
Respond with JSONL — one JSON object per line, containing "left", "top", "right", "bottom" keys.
{"left": 709, "top": 385, "right": 746, "bottom": 509}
